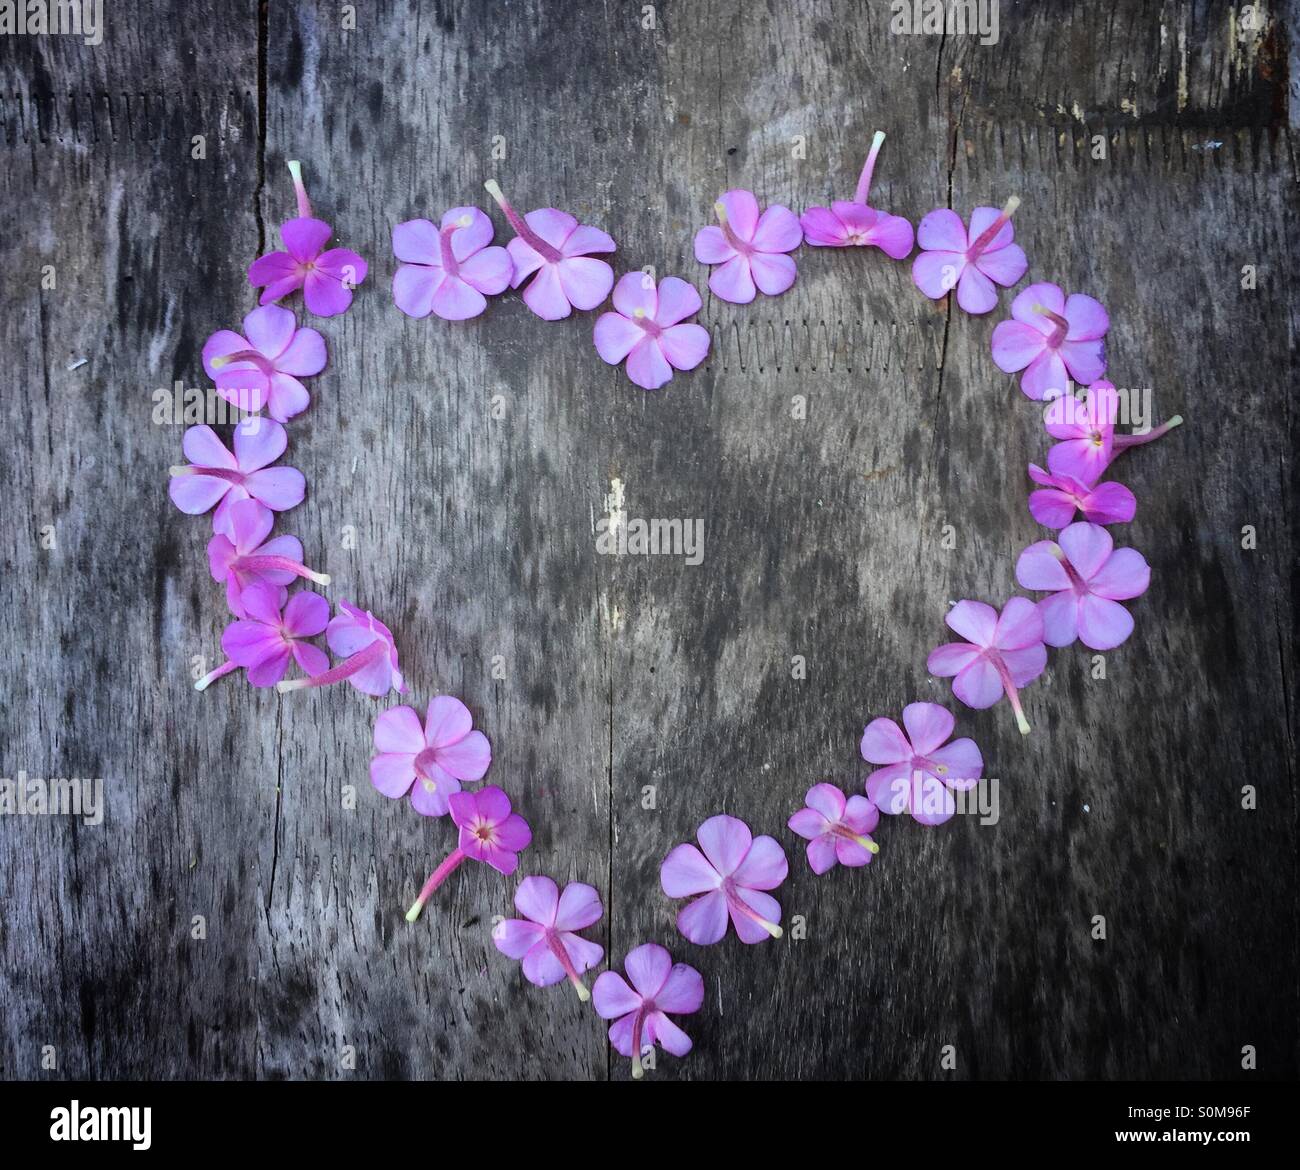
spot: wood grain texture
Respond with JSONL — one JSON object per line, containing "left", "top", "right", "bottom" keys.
{"left": 1, "top": 0, "right": 1294, "bottom": 1081}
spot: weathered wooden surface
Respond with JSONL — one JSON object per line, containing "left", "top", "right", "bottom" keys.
{"left": 1, "top": 0, "right": 1295, "bottom": 1080}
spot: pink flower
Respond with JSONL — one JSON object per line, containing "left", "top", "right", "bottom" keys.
{"left": 1046, "top": 381, "right": 1184, "bottom": 486}
{"left": 207, "top": 498, "right": 330, "bottom": 618}
{"left": 492, "top": 875, "right": 604, "bottom": 1000}
{"left": 799, "top": 130, "right": 914, "bottom": 259}
{"left": 391, "top": 207, "right": 512, "bottom": 321}
{"left": 694, "top": 189, "right": 802, "bottom": 303}
{"left": 912, "top": 197, "right": 1027, "bottom": 314}
{"left": 660, "top": 814, "right": 787, "bottom": 945}
{"left": 860, "top": 703, "right": 983, "bottom": 826}
{"left": 926, "top": 598, "right": 1047, "bottom": 734}
{"left": 248, "top": 160, "right": 368, "bottom": 318}
{"left": 1027, "top": 463, "right": 1136, "bottom": 529}
{"left": 592, "top": 943, "right": 704, "bottom": 1080}
{"left": 276, "top": 600, "right": 406, "bottom": 697}
{"left": 991, "top": 282, "right": 1109, "bottom": 400}
{"left": 593, "top": 273, "right": 711, "bottom": 390}
{"left": 404, "top": 786, "right": 531, "bottom": 921}
{"left": 1015, "top": 522, "right": 1151, "bottom": 651}
{"left": 201, "top": 304, "right": 326, "bottom": 423}
{"left": 787, "top": 783, "right": 880, "bottom": 872}
{"left": 192, "top": 582, "right": 330, "bottom": 691}
{"left": 370, "top": 697, "right": 492, "bottom": 817}
{"left": 168, "top": 420, "right": 305, "bottom": 537}
{"left": 483, "top": 179, "right": 615, "bottom": 320}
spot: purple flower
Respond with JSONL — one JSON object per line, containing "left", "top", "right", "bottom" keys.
{"left": 213, "top": 583, "right": 329, "bottom": 687}
{"left": 860, "top": 703, "right": 983, "bottom": 826}
{"left": 370, "top": 697, "right": 492, "bottom": 817}
{"left": 787, "top": 783, "right": 880, "bottom": 872}
{"left": 191, "top": 582, "right": 329, "bottom": 692}
{"left": 248, "top": 160, "right": 368, "bottom": 318}
{"left": 800, "top": 131, "right": 913, "bottom": 259}
{"left": 912, "top": 197, "right": 1027, "bottom": 314}
{"left": 694, "top": 189, "right": 802, "bottom": 303}
{"left": 927, "top": 598, "right": 1047, "bottom": 734}
{"left": 1027, "top": 463, "right": 1136, "bottom": 529}
{"left": 201, "top": 305, "right": 327, "bottom": 423}
{"left": 483, "top": 179, "right": 615, "bottom": 320}
{"left": 1016, "top": 522, "right": 1151, "bottom": 651}
{"left": 276, "top": 600, "right": 406, "bottom": 697}
{"left": 405, "top": 786, "right": 532, "bottom": 922}
{"left": 169, "top": 420, "right": 305, "bottom": 537}
{"left": 492, "top": 876, "right": 604, "bottom": 1000}
{"left": 592, "top": 943, "right": 704, "bottom": 1080}
{"left": 1046, "top": 381, "right": 1184, "bottom": 486}
{"left": 391, "top": 207, "right": 512, "bottom": 320}
{"left": 207, "top": 498, "right": 330, "bottom": 618}
{"left": 991, "top": 282, "right": 1109, "bottom": 400}
{"left": 660, "top": 814, "right": 788, "bottom": 945}
{"left": 593, "top": 273, "right": 710, "bottom": 390}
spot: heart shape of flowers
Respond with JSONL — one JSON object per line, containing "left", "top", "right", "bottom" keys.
{"left": 171, "top": 142, "right": 1182, "bottom": 1080}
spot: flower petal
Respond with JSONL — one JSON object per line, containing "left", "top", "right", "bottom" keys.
{"left": 693, "top": 224, "right": 735, "bottom": 264}
{"left": 750, "top": 204, "right": 802, "bottom": 253}
{"left": 557, "top": 257, "right": 614, "bottom": 311}
{"left": 695, "top": 814, "right": 752, "bottom": 877}
{"left": 676, "top": 890, "right": 729, "bottom": 946}
{"left": 912, "top": 249, "right": 964, "bottom": 299}
{"left": 653, "top": 276, "right": 702, "bottom": 327}
{"left": 648, "top": 1011, "right": 693, "bottom": 1056}
{"left": 1077, "top": 594, "right": 1136, "bottom": 650}
{"left": 806, "top": 835, "right": 838, "bottom": 873}
{"left": 707, "top": 254, "right": 757, "bottom": 304}
{"left": 492, "top": 917, "right": 545, "bottom": 960}
{"left": 728, "top": 887, "right": 781, "bottom": 944}
{"left": 788, "top": 807, "right": 831, "bottom": 841}
{"left": 393, "top": 264, "right": 441, "bottom": 318}
{"left": 1088, "top": 546, "right": 1150, "bottom": 600}
{"left": 373, "top": 707, "right": 425, "bottom": 757}
{"left": 1058, "top": 522, "right": 1115, "bottom": 581}
{"left": 901, "top": 701, "right": 954, "bottom": 756}
{"left": 730, "top": 835, "right": 787, "bottom": 890}
{"left": 1016, "top": 540, "right": 1072, "bottom": 592}
{"left": 660, "top": 842, "right": 720, "bottom": 897}
{"left": 513, "top": 875, "right": 560, "bottom": 927}
{"left": 521, "top": 263, "right": 572, "bottom": 320}
{"left": 945, "top": 599, "right": 999, "bottom": 646}
{"left": 242, "top": 304, "right": 297, "bottom": 358}
{"left": 1038, "top": 590, "right": 1080, "bottom": 648}
{"left": 916, "top": 208, "right": 969, "bottom": 252}
{"left": 658, "top": 323, "right": 710, "bottom": 371}
{"left": 554, "top": 881, "right": 603, "bottom": 932}
{"left": 655, "top": 962, "right": 704, "bottom": 1014}
{"left": 748, "top": 251, "right": 797, "bottom": 297}
{"left": 458, "top": 246, "right": 512, "bottom": 295}
{"left": 623, "top": 942, "right": 672, "bottom": 999}
{"left": 430, "top": 274, "right": 488, "bottom": 321}
{"left": 990, "top": 320, "right": 1044, "bottom": 374}
{"left": 860, "top": 716, "right": 910, "bottom": 764}
{"left": 716, "top": 189, "right": 760, "bottom": 240}
{"left": 424, "top": 695, "right": 473, "bottom": 748}
{"left": 592, "top": 971, "right": 641, "bottom": 1020}
{"left": 804, "top": 783, "right": 846, "bottom": 822}
{"left": 392, "top": 218, "right": 441, "bottom": 264}
{"left": 994, "top": 596, "right": 1045, "bottom": 649}
{"left": 926, "top": 641, "right": 982, "bottom": 677}
{"left": 952, "top": 657, "right": 1003, "bottom": 709}
{"left": 434, "top": 730, "right": 491, "bottom": 782}
{"left": 594, "top": 311, "right": 645, "bottom": 365}
{"left": 369, "top": 752, "right": 417, "bottom": 799}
